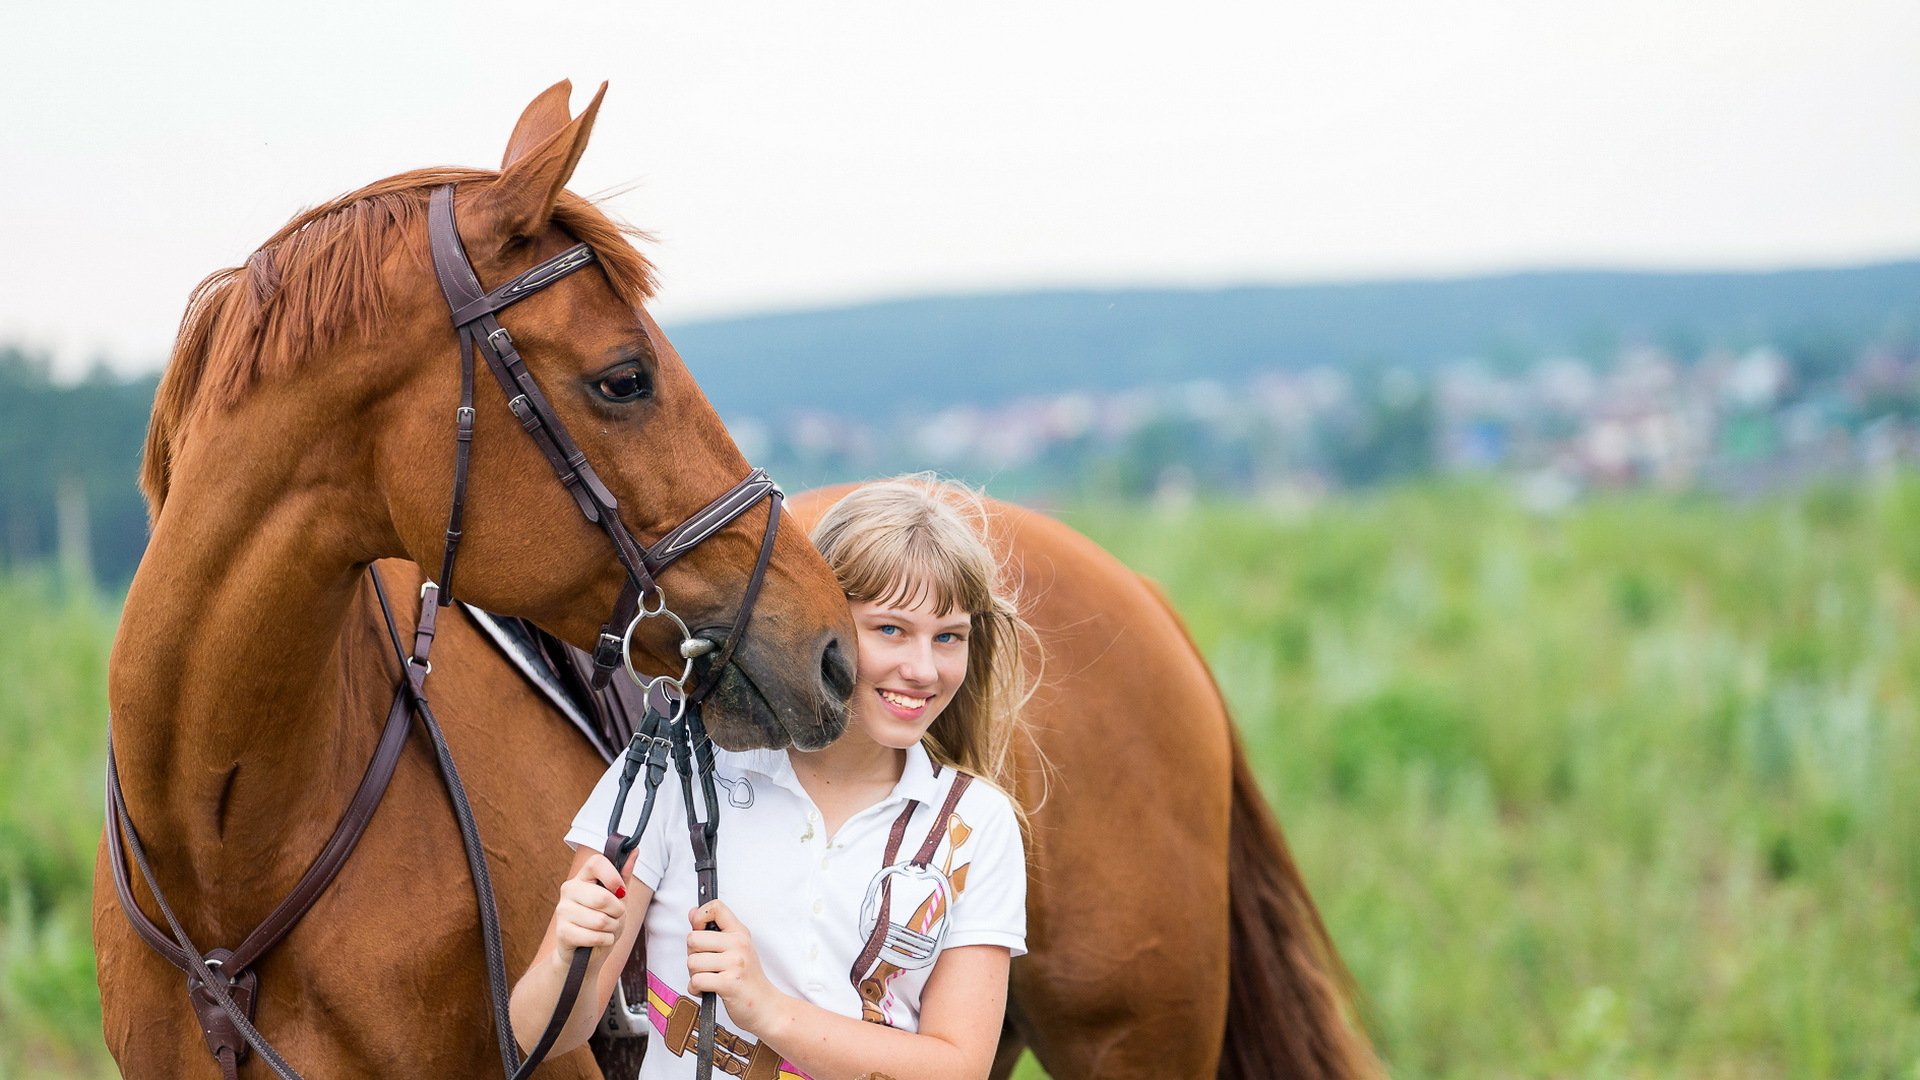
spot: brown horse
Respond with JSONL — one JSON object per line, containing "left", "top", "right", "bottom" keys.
{"left": 95, "top": 82, "right": 1376, "bottom": 1078}
{"left": 787, "top": 489, "right": 1380, "bottom": 1080}
{"left": 94, "top": 83, "right": 856, "bottom": 1077}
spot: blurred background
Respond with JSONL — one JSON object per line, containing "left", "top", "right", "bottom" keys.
{"left": 5, "top": 1, "right": 1919, "bottom": 1076}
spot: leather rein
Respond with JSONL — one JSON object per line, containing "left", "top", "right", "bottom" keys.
{"left": 107, "top": 182, "right": 781, "bottom": 1080}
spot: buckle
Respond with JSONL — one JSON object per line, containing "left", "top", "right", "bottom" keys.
{"left": 487, "top": 327, "right": 514, "bottom": 353}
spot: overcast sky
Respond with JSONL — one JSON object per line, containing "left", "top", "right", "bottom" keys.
{"left": 5, "top": 0, "right": 1919, "bottom": 379}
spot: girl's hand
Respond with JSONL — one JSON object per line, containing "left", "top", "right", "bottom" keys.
{"left": 686, "top": 901, "right": 784, "bottom": 1036}
{"left": 551, "top": 852, "right": 628, "bottom": 966}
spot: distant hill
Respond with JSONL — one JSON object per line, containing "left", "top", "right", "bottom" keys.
{"left": 668, "top": 262, "right": 1920, "bottom": 419}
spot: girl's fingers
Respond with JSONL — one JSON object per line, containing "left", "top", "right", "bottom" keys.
{"left": 687, "top": 945, "right": 744, "bottom": 972}
{"left": 685, "top": 930, "right": 735, "bottom": 954}
{"left": 686, "top": 950, "right": 733, "bottom": 974}
{"left": 574, "top": 853, "right": 627, "bottom": 897}
{"left": 558, "top": 901, "right": 620, "bottom": 935}
{"left": 556, "top": 922, "right": 619, "bottom": 950}
{"left": 689, "top": 901, "right": 743, "bottom": 932}
{"left": 687, "top": 970, "right": 742, "bottom": 995}
{"left": 558, "top": 881, "right": 625, "bottom": 921}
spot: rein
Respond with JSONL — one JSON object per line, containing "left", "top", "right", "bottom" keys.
{"left": 106, "top": 181, "right": 780, "bottom": 1080}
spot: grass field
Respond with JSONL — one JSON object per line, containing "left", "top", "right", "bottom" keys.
{"left": 5, "top": 480, "right": 1918, "bottom": 1077}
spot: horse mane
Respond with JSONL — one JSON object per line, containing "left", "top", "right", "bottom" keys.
{"left": 140, "top": 166, "right": 657, "bottom": 516}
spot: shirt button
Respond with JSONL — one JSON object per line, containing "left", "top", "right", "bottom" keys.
{"left": 812, "top": 899, "right": 824, "bottom": 916}
{"left": 820, "top": 856, "right": 831, "bottom": 870}
{"left": 808, "top": 943, "right": 820, "bottom": 960}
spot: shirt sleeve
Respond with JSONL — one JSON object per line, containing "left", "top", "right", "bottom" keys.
{"left": 563, "top": 745, "right": 682, "bottom": 892}
{"left": 941, "top": 785, "right": 1028, "bottom": 957}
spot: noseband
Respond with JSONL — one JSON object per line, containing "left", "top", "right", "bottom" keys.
{"left": 107, "top": 182, "right": 786, "bottom": 1080}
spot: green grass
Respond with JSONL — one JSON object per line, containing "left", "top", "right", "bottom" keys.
{"left": 1064, "top": 480, "right": 1920, "bottom": 1078}
{"left": 0, "top": 571, "right": 114, "bottom": 1079}
{"left": 9, "top": 479, "right": 1920, "bottom": 1077}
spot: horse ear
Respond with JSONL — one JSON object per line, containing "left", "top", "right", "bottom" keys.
{"left": 476, "top": 81, "right": 606, "bottom": 241}
{"left": 502, "top": 80, "right": 575, "bottom": 169}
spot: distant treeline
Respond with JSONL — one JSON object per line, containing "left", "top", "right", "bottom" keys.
{"left": 0, "top": 347, "right": 153, "bottom": 586}
{"left": 9, "top": 261, "right": 1920, "bottom": 583}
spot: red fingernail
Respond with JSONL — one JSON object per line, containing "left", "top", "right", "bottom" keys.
{"left": 615, "top": 886, "right": 627, "bottom": 899}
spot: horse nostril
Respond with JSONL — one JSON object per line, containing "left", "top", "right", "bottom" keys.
{"left": 819, "top": 637, "right": 855, "bottom": 700}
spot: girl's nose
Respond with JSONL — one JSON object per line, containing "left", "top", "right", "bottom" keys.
{"left": 899, "top": 641, "right": 937, "bottom": 684}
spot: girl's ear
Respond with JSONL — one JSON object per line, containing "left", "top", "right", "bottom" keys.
{"left": 472, "top": 81, "right": 607, "bottom": 244}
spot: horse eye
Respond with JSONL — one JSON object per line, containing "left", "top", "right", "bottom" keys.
{"left": 594, "top": 366, "right": 651, "bottom": 403}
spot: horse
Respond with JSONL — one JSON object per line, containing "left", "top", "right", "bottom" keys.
{"left": 95, "top": 80, "right": 1377, "bottom": 1078}
{"left": 94, "top": 82, "right": 856, "bottom": 1078}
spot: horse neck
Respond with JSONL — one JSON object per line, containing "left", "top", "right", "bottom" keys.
{"left": 110, "top": 413, "right": 399, "bottom": 880}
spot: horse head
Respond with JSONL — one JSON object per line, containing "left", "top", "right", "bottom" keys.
{"left": 141, "top": 81, "right": 854, "bottom": 750}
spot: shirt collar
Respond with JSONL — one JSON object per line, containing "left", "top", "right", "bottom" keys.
{"left": 893, "top": 741, "right": 946, "bottom": 804}
{"left": 721, "top": 741, "right": 949, "bottom": 806}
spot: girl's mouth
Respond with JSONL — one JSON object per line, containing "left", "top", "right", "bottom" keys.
{"left": 876, "top": 687, "right": 930, "bottom": 718}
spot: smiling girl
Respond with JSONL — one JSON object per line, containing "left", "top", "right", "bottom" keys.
{"left": 510, "top": 476, "right": 1034, "bottom": 1080}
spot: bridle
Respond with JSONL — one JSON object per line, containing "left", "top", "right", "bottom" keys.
{"left": 107, "top": 182, "right": 784, "bottom": 1080}
{"left": 421, "top": 183, "right": 782, "bottom": 701}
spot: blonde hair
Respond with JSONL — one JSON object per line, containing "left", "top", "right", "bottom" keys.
{"left": 810, "top": 475, "right": 1039, "bottom": 817}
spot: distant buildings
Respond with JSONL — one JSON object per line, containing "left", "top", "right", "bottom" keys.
{"left": 731, "top": 338, "right": 1920, "bottom": 505}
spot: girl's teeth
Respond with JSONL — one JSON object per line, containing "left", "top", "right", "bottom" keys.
{"left": 880, "top": 690, "right": 927, "bottom": 708}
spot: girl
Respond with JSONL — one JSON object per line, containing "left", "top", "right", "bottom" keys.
{"left": 510, "top": 476, "right": 1033, "bottom": 1080}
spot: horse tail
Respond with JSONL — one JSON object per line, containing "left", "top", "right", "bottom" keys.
{"left": 1220, "top": 725, "right": 1383, "bottom": 1079}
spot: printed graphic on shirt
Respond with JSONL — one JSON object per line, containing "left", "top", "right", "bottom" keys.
{"left": 713, "top": 770, "right": 754, "bottom": 808}
{"left": 858, "top": 812, "right": 973, "bottom": 1025}
{"left": 643, "top": 968, "right": 811, "bottom": 1080}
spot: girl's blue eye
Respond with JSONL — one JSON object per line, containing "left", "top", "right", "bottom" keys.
{"left": 935, "top": 632, "right": 962, "bottom": 644}
{"left": 877, "top": 624, "right": 901, "bottom": 636}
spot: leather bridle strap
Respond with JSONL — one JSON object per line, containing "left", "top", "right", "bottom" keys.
{"left": 427, "top": 185, "right": 644, "bottom": 599}
{"left": 520, "top": 690, "right": 676, "bottom": 1080}
{"left": 687, "top": 487, "right": 782, "bottom": 704}
{"left": 674, "top": 700, "right": 727, "bottom": 1079}
{"left": 101, "top": 581, "right": 435, "bottom": 1080}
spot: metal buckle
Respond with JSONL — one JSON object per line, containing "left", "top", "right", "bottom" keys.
{"left": 487, "top": 327, "right": 514, "bottom": 353}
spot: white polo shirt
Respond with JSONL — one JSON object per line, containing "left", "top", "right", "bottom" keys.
{"left": 566, "top": 740, "right": 1026, "bottom": 1080}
